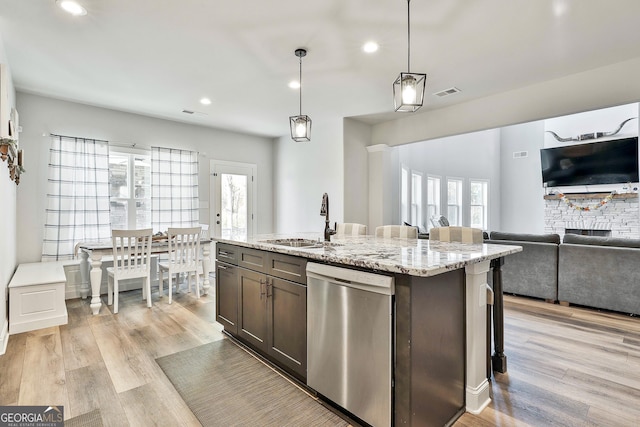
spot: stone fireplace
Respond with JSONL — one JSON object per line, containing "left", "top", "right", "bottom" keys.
{"left": 543, "top": 192, "right": 639, "bottom": 239}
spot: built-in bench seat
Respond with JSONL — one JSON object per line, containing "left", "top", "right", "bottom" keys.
{"left": 8, "top": 261, "right": 70, "bottom": 334}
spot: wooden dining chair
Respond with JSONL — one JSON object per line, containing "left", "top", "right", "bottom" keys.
{"left": 158, "top": 226, "right": 202, "bottom": 304}
{"left": 107, "top": 228, "right": 154, "bottom": 314}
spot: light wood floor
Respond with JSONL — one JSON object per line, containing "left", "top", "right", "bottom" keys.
{"left": 1, "top": 287, "right": 640, "bottom": 426}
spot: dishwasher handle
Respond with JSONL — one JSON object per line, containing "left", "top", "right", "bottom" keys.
{"left": 306, "top": 262, "right": 394, "bottom": 295}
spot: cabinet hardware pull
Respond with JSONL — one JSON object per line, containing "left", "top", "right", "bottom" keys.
{"left": 219, "top": 250, "right": 229, "bottom": 256}
{"left": 259, "top": 279, "right": 266, "bottom": 299}
{"left": 266, "top": 278, "right": 273, "bottom": 298}
{"left": 218, "top": 264, "right": 227, "bottom": 270}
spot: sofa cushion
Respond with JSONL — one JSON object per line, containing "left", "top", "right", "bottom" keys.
{"left": 490, "top": 231, "right": 560, "bottom": 244}
{"left": 562, "top": 234, "right": 640, "bottom": 248}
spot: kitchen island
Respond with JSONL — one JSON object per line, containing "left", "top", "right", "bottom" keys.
{"left": 213, "top": 233, "right": 521, "bottom": 427}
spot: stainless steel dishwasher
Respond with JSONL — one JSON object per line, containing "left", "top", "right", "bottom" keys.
{"left": 306, "top": 262, "right": 394, "bottom": 427}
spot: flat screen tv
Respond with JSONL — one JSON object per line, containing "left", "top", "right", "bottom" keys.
{"left": 540, "top": 137, "right": 639, "bottom": 187}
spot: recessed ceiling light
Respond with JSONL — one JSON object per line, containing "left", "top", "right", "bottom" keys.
{"left": 363, "top": 41, "right": 379, "bottom": 53}
{"left": 288, "top": 81, "right": 300, "bottom": 89}
{"left": 200, "top": 97, "right": 212, "bottom": 105}
{"left": 56, "top": 0, "right": 87, "bottom": 16}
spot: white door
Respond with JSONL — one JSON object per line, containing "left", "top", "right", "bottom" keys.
{"left": 211, "top": 160, "right": 257, "bottom": 239}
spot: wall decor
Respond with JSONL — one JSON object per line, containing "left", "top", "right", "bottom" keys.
{"left": 545, "top": 117, "right": 637, "bottom": 142}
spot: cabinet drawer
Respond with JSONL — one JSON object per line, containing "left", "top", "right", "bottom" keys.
{"left": 216, "top": 243, "right": 238, "bottom": 265}
{"left": 239, "top": 247, "right": 268, "bottom": 273}
{"left": 269, "top": 253, "right": 307, "bottom": 285}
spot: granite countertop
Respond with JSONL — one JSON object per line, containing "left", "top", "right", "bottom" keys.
{"left": 213, "top": 232, "right": 522, "bottom": 277}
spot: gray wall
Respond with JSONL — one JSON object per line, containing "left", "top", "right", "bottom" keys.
{"left": 16, "top": 92, "right": 275, "bottom": 264}
{"left": 273, "top": 117, "right": 344, "bottom": 234}
{"left": 0, "top": 41, "right": 17, "bottom": 354}
{"left": 343, "top": 118, "right": 370, "bottom": 225}
{"left": 499, "top": 121, "right": 546, "bottom": 233}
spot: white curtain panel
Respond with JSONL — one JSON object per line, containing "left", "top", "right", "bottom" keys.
{"left": 151, "top": 146, "right": 199, "bottom": 233}
{"left": 42, "top": 135, "right": 111, "bottom": 261}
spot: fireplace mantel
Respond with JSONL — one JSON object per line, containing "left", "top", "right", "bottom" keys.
{"left": 543, "top": 192, "right": 638, "bottom": 200}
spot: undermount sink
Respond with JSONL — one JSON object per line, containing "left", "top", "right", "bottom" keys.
{"left": 261, "top": 238, "right": 320, "bottom": 248}
{"left": 260, "top": 238, "right": 342, "bottom": 249}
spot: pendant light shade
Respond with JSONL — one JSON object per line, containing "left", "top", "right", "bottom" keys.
{"left": 290, "top": 48, "right": 311, "bottom": 142}
{"left": 393, "top": 0, "right": 426, "bottom": 112}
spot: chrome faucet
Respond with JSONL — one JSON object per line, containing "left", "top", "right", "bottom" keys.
{"left": 320, "top": 193, "right": 336, "bottom": 242}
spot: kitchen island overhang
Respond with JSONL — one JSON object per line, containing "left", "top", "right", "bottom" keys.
{"left": 212, "top": 233, "right": 522, "bottom": 426}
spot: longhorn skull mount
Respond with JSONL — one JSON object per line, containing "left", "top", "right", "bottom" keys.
{"left": 545, "top": 117, "right": 638, "bottom": 142}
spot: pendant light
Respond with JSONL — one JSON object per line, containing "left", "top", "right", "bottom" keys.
{"left": 289, "top": 48, "right": 312, "bottom": 142}
{"left": 393, "top": 0, "right": 426, "bottom": 112}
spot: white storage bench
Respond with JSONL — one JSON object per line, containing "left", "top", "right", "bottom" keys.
{"left": 8, "top": 262, "right": 69, "bottom": 334}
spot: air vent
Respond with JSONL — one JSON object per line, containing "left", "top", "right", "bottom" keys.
{"left": 433, "top": 87, "right": 461, "bottom": 97}
{"left": 181, "top": 109, "right": 208, "bottom": 116}
{"left": 513, "top": 151, "right": 528, "bottom": 158}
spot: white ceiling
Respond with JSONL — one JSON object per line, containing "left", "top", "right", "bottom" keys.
{"left": 2, "top": 0, "right": 640, "bottom": 138}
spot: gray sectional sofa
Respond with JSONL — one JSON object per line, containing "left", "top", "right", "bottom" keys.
{"left": 486, "top": 232, "right": 560, "bottom": 302}
{"left": 558, "top": 234, "right": 640, "bottom": 316}
{"left": 486, "top": 231, "right": 640, "bottom": 316}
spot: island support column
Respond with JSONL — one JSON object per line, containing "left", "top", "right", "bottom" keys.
{"left": 465, "top": 260, "right": 492, "bottom": 414}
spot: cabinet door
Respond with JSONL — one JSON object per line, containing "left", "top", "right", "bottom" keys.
{"left": 267, "top": 276, "right": 307, "bottom": 379}
{"left": 216, "top": 261, "right": 238, "bottom": 335}
{"left": 239, "top": 247, "right": 268, "bottom": 273}
{"left": 269, "top": 252, "right": 307, "bottom": 284}
{"left": 216, "top": 243, "right": 238, "bottom": 265}
{"left": 238, "top": 268, "right": 268, "bottom": 352}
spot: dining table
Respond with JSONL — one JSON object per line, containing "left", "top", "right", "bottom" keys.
{"left": 77, "top": 238, "right": 212, "bottom": 315}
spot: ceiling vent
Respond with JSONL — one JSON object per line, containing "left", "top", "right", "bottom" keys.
{"left": 182, "top": 109, "right": 208, "bottom": 116}
{"left": 433, "top": 87, "right": 461, "bottom": 97}
{"left": 513, "top": 151, "right": 528, "bottom": 158}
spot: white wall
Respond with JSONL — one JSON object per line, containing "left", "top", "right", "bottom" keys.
{"left": 15, "top": 92, "right": 275, "bottom": 264}
{"left": 396, "top": 130, "right": 502, "bottom": 231}
{"left": 274, "top": 118, "right": 344, "bottom": 234}
{"left": 0, "top": 38, "right": 17, "bottom": 354}
{"left": 371, "top": 57, "right": 640, "bottom": 148}
{"left": 499, "top": 121, "right": 546, "bottom": 233}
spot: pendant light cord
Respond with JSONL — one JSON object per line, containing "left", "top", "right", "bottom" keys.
{"left": 407, "top": 0, "right": 411, "bottom": 73}
{"left": 299, "top": 56, "right": 303, "bottom": 115}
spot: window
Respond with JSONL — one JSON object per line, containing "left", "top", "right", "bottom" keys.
{"left": 410, "top": 171, "right": 422, "bottom": 228}
{"left": 109, "top": 151, "right": 151, "bottom": 230}
{"left": 470, "top": 180, "right": 489, "bottom": 230}
{"left": 447, "top": 178, "right": 463, "bottom": 226}
{"left": 400, "top": 165, "right": 409, "bottom": 224}
{"left": 151, "top": 147, "right": 199, "bottom": 232}
{"left": 42, "top": 135, "right": 111, "bottom": 261}
{"left": 426, "top": 175, "right": 440, "bottom": 230}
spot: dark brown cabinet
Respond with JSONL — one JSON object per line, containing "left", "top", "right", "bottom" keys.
{"left": 267, "top": 276, "right": 307, "bottom": 377}
{"left": 216, "top": 243, "right": 240, "bottom": 336}
{"left": 216, "top": 261, "right": 239, "bottom": 335}
{"left": 238, "top": 267, "right": 268, "bottom": 352}
{"left": 216, "top": 244, "right": 307, "bottom": 380}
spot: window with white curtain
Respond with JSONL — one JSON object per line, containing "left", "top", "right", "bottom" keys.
{"left": 410, "top": 171, "right": 423, "bottom": 228}
{"left": 109, "top": 151, "right": 151, "bottom": 230}
{"left": 447, "top": 178, "right": 463, "bottom": 226}
{"left": 470, "top": 179, "right": 489, "bottom": 230}
{"left": 151, "top": 146, "right": 199, "bottom": 233}
{"left": 400, "top": 165, "right": 409, "bottom": 224}
{"left": 42, "top": 135, "right": 111, "bottom": 261}
{"left": 426, "top": 175, "right": 440, "bottom": 230}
